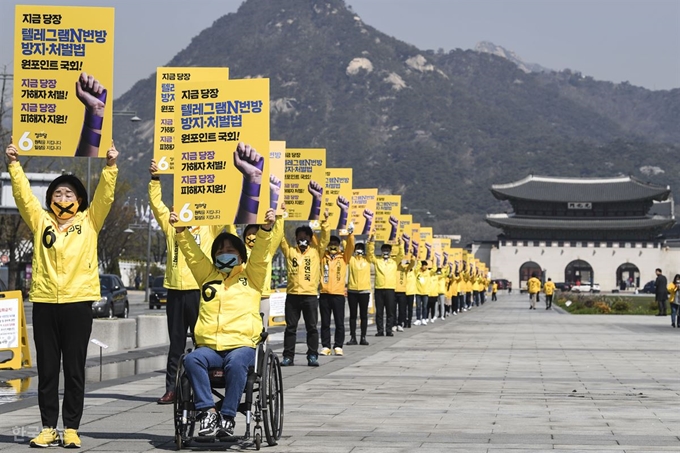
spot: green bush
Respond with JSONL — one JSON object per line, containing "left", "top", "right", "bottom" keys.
{"left": 611, "top": 300, "right": 630, "bottom": 312}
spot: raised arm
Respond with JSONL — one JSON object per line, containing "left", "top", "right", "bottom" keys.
{"left": 343, "top": 232, "right": 355, "bottom": 263}
{"left": 88, "top": 143, "right": 118, "bottom": 232}
{"left": 6, "top": 142, "right": 43, "bottom": 232}
{"left": 245, "top": 212, "right": 275, "bottom": 291}
{"left": 148, "top": 159, "right": 171, "bottom": 233}
{"left": 175, "top": 228, "right": 214, "bottom": 286}
{"left": 366, "top": 236, "right": 377, "bottom": 264}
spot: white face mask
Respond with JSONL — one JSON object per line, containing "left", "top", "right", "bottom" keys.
{"left": 215, "top": 253, "right": 239, "bottom": 274}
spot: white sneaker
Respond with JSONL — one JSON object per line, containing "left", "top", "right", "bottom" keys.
{"left": 396, "top": 325, "right": 404, "bottom": 332}
{"left": 439, "top": 316, "right": 445, "bottom": 320}
{"left": 319, "top": 347, "right": 332, "bottom": 356}
{"left": 422, "top": 319, "right": 428, "bottom": 325}
{"left": 463, "top": 308, "right": 468, "bottom": 312}
{"left": 414, "top": 320, "right": 422, "bottom": 326}
{"left": 391, "top": 326, "right": 397, "bottom": 332}
{"left": 453, "top": 312, "right": 457, "bottom": 316}
{"left": 430, "top": 317, "right": 435, "bottom": 323}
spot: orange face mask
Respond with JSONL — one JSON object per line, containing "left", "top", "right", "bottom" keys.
{"left": 51, "top": 200, "right": 79, "bottom": 220}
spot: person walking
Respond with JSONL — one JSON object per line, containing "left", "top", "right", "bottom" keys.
{"left": 655, "top": 268, "right": 668, "bottom": 317}
{"left": 491, "top": 281, "right": 498, "bottom": 301}
{"left": 668, "top": 274, "right": 680, "bottom": 328}
{"left": 544, "top": 278, "right": 556, "bottom": 309}
{"left": 7, "top": 140, "right": 119, "bottom": 448}
{"left": 527, "top": 273, "right": 541, "bottom": 310}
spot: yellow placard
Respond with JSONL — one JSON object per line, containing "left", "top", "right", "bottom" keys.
{"left": 283, "top": 148, "right": 327, "bottom": 223}
{"left": 410, "top": 223, "right": 420, "bottom": 259}
{"left": 349, "top": 188, "right": 378, "bottom": 235}
{"left": 323, "top": 168, "right": 353, "bottom": 233}
{"left": 399, "top": 215, "right": 413, "bottom": 256}
{"left": 13, "top": 5, "right": 114, "bottom": 157}
{"left": 375, "top": 195, "right": 402, "bottom": 243}
{"left": 419, "top": 227, "right": 433, "bottom": 262}
{"left": 433, "top": 238, "right": 446, "bottom": 267}
{"left": 269, "top": 141, "right": 286, "bottom": 215}
{"left": 173, "top": 78, "right": 270, "bottom": 225}
{"left": 154, "top": 67, "right": 230, "bottom": 173}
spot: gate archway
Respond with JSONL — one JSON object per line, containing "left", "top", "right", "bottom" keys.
{"left": 519, "top": 261, "right": 542, "bottom": 288}
{"left": 565, "top": 259, "right": 593, "bottom": 284}
{"left": 616, "top": 263, "right": 640, "bottom": 290}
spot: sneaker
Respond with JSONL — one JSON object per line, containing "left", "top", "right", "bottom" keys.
{"left": 391, "top": 326, "right": 397, "bottom": 332}
{"left": 453, "top": 312, "right": 457, "bottom": 316}
{"left": 413, "top": 320, "right": 421, "bottom": 326}
{"left": 463, "top": 308, "right": 468, "bottom": 312}
{"left": 346, "top": 337, "right": 358, "bottom": 345}
{"left": 281, "top": 357, "right": 294, "bottom": 366}
{"left": 396, "top": 325, "right": 404, "bottom": 332}
{"left": 430, "top": 317, "right": 435, "bottom": 323}
{"left": 30, "top": 428, "right": 61, "bottom": 448}
{"left": 307, "top": 355, "right": 320, "bottom": 367}
{"left": 218, "top": 415, "right": 235, "bottom": 437}
{"left": 198, "top": 411, "right": 219, "bottom": 436}
{"left": 360, "top": 337, "right": 369, "bottom": 345}
{"left": 375, "top": 332, "right": 384, "bottom": 337}
{"left": 334, "top": 347, "right": 344, "bottom": 356}
{"left": 386, "top": 332, "right": 394, "bottom": 337}
{"left": 422, "top": 319, "right": 428, "bottom": 325}
{"left": 319, "top": 347, "right": 332, "bottom": 356}
{"left": 439, "top": 316, "right": 445, "bottom": 320}
{"left": 62, "top": 428, "right": 80, "bottom": 449}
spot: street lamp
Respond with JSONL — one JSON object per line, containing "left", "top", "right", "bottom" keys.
{"left": 126, "top": 206, "right": 153, "bottom": 302}
{"left": 87, "top": 110, "right": 141, "bottom": 198}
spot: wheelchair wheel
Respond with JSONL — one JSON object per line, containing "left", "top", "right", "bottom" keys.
{"left": 173, "top": 355, "right": 195, "bottom": 450}
{"left": 261, "top": 348, "right": 284, "bottom": 445}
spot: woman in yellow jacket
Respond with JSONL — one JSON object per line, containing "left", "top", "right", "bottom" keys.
{"left": 7, "top": 141, "right": 118, "bottom": 448}
{"left": 668, "top": 274, "right": 680, "bottom": 328}
{"left": 414, "top": 261, "right": 432, "bottom": 325}
{"left": 170, "top": 209, "right": 274, "bottom": 437}
{"left": 348, "top": 242, "right": 371, "bottom": 344}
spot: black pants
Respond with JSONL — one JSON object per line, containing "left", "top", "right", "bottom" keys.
{"left": 319, "top": 293, "right": 345, "bottom": 349}
{"left": 347, "top": 292, "right": 370, "bottom": 338}
{"left": 165, "top": 289, "right": 200, "bottom": 392}
{"left": 405, "top": 294, "right": 414, "bottom": 327}
{"left": 546, "top": 294, "right": 553, "bottom": 308}
{"left": 465, "top": 292, "right": 472, "bottom": 308}
{"left": 427, "top": 296, "right": 437, "bottom": 318}
{"left": 33, "top": 301, "right": 93, "bottom": 429}
{"left": 657, "top": 298, "right": 668, "bottom": 315}
{"left": 374, "top": 289, "right": 396, "bottom": 334}
{"left": 491, "top": 292, "right": 497, "bottom": 301}
{"left": 283, "top": 294, "right": 319, "bottom": 359}
{"left": 395, "top": 292, "right": 407, "bottom": 327}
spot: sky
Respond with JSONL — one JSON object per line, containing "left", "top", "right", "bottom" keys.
{"left": 1, "top": 0, "right": 678, "bottom": 96}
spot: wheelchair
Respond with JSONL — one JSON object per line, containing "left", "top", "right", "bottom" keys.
{"left": 173, "top": 331, "right": 284, "bottom": 450}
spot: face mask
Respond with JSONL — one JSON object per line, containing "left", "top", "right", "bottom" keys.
{"left": 355, "top": 250, "right": 365, "bottom": 256}
{"left": 297, "top": 239, "right": 309, "bottom": 251}
{"left": 51, "top": 200, "right": 79, "bottom": 220}
{"left": 328, "top": 245, "right": 339, "bottom": 255}
{"left": 215, "top": 253, "right": 239, "bottom": 274}
{"left": 245, "top": 234, "right": 257, "bottom": 248}
{"left": 382, "top": 252, "right": 390, "bottom": 259}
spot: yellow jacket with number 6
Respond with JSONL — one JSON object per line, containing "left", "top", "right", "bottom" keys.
{"left": 177, "top": 227, "right": 272, "bottom": 350}
{"left": 280, "top": 220, "right": 330, "bottom": 295}
{"left": 149, "top": 180, "right": 225, "bottom": 290}
{"left": 9, "top": 162, "right": 117, "bottom": 303}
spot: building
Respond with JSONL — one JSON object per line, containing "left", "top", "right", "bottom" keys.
{"left": 484, "top": 175, "right": 676, "bottom": 291}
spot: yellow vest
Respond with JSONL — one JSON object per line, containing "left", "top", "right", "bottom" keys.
{"left": 280, "top": 220, "right": 330, "bottom": 295}
{"left": 10, "top": 162, "right": 117, "bottom": 303}
{"left": 177, "top": 228, "right": 271, "bottom": 350}
{"left": 149, "top": 180, "right": 224, "bottom": 291}
{"left": 367, "top": 241, "right": 404, "bottom": 289}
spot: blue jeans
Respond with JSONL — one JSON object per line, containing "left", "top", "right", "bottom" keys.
{"left": 183, "top": 346, "right": 255, "bottom": 418}
{"left": 671, "top": 303, "right": 680, "bottom": 325}
{"left": 415, "top": 294, "right": 428, "bottom": 320}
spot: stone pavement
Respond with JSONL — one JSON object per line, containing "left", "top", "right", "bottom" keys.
{"left": 1, "top": 291, "right": 680, "bottom": 452}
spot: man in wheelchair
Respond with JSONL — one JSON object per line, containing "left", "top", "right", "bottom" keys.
{"left": 170, "top": 208, "right": 275, "bottom": 438}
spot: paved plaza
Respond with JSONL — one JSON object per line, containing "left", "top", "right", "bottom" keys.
{"left": 1, "top": 292, "right": 679, "bottom": 452}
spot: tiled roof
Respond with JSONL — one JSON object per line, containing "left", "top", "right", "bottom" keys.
{"left": 491, "top": 175, "right": 670, "bottom": 203}
{"left": 485, "top": 215, "right": 675, "bottom": 231}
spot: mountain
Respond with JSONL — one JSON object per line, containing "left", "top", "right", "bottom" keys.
{"left": 474, "top": 41, "right": 551, "bottom": 74}
{"left": 111, "top": 0, "right": 680, "bottom": 243}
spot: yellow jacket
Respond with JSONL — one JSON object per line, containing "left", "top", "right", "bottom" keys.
{"left": 415, "top": 267, "right": 432, "bottom": 295}
{"left": 367, "top": 241, "right": 404, "bottom": 289}
{"left": 528, "top": 277, "right": 541, "bottom": 294}
{"left": 396, "top": 258, "right": 415, "bottom": 293}
{"left": 668, "top": 283, "right": 679, "bottom": 304}
{"left": 243, "top": 217, "right": 284, "bottom": 298}
{"left": 463, "top": 271, "right": 473, "bottom": 293}
{"left": 149, "top": 180, "right": 224, "bottom": 290}
{"left": 177, "top": 227, "right": 271, "bottom": 351}
{"left": 405, "top": 266, "right": 417, "bottom": 295}
{"left": 437, "top": 267, "right": 449, "bottom": 295}
{"left": 320, "top": 234, "right": 354, "bottom": 295}
{"left": 10, "top": 162, "right": 117, "bottom": 303}
{"left": 543, "top": 280, "right": 556, "bottom": 296}
{"left": 348, "top": 252, "right": 371, "bottom": 292}
{"left": 280, "top": 220, "right": 330, "bottom": 295}
{"left": 492, "top": 282, "right": 498, "bottom": 293}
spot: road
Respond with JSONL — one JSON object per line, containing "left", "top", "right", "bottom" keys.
{"left": 23, "top": 289, "right": 159, "bottom": 325}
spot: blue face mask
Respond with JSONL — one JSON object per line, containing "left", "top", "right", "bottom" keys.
{"left": 215, "top": 253, "right": 239, "bottom": 274}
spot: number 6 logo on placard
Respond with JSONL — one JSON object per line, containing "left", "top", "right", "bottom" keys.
{"left": 179, "top": 203, "right": 193, "bottom": 222}
{"left": 157, "top": 156, "right": 169, "bottom": 171}
{"left": 18, "top": 132, "right": 33, "bottom": 151}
